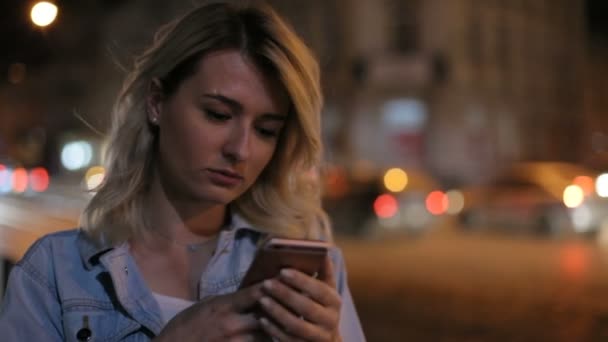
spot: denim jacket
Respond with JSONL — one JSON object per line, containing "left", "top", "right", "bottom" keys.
{"left": 0, "top": 214, "right": 366, "bottom": 341}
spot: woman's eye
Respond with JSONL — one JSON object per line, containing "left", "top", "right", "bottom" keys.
{"left": 256, "top": 126, "right": 280, "bottom": 138}
{"left": 205, "top": 110, "right": 231, "bottom": 122}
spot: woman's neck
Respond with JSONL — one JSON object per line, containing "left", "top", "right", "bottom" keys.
{"left": 144, "top": 173, "right": 227, "bottom": 245}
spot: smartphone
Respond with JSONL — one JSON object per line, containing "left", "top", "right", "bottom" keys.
{"left": 239, "top": 237, "right": 330, "bottom": 289}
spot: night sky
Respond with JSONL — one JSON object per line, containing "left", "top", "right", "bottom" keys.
{"left": 588, "top": 0, "right": 608, "bottom": 43}
{"left": 0, "top": 0, "right": 125, "bottom": 75}
{"left": 0, "top": 0, "right": 607, "bottom": 78}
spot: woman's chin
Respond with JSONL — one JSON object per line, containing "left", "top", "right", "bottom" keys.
{"left": 191, "top": 188, "right": 240, "bottom": 205}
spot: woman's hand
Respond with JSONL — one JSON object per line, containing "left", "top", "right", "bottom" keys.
{"left": 258, "top": 256, "right": 342, "bottom": 341}
{"left": 154, "top": 283, "right": 266, "bottom": 342}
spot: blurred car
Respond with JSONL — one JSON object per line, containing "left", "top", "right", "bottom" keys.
{"left": 457, "top": 161, "right": 608, "bottom": 238}
{"left": 322, "top": 164, "right": 451, "bottom": 238}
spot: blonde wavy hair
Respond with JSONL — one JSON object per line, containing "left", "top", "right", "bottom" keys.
{"left": 81, "top": 0, "right": 330, "bottom": 245}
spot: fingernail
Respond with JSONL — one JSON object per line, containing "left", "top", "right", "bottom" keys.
{"left": 259, "top": 317, "right": 269, "bottom": 325}
{"left": 260, "top": 297, "right": 271, "bottom": 307}
{"left": 263, "top": 279, "right": 273, "bottom": 289}
{"left": 280, "top": 269, "right": 293, "bottom": 278}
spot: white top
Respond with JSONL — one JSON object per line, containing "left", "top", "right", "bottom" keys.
{"left": 152, "top": 292, "right": 196, "bottom": 324}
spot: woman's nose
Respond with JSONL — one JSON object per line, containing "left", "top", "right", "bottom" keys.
{"left": 222, "top": 125, "right": 250, "bottom": 162}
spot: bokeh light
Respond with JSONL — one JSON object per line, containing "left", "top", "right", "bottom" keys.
{"left": 12, "top": 168, "right": 28, "bottom": 193}
{"left": 572, "top": 176, "right": 594, "bottom": 196}
{"left": 383, "top": 168, "right": 408, "bottom": 192}
{"left": 61, "top": 141, "right": 93, "bottom": 171}
{"left": 85, "top": 166, "right": 106, "bottom": 191}
{"left": 29, "top": 167, "right": 50, "bottom": 192}
{"left": 30, "top": 2, "right": 58, "bottom": 27}
{"left": 559, "top": 242, "right": 589, "bottom": 281}
{"left": 374, "top": 194, "right": 398, "bottom": 218}
{"left": 596, "top": 173, "right": 608, "bottom": 198}
{"left": 426, "top": 190, "right": 448, "bottom": 215}
{"left": 445, "top": 190, "right": 465, "bottom": 214}
{"left": 572, "top": 205, "right": 593, "bottom": 233}
{"left": 563, "top": 185, "right": 584, "bottom": 208}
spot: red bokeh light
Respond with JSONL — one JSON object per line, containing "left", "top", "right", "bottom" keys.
{"left": 573, "top": 176, "right": 594, "bottom": 196}
{"left": 374, "top": 194, "right": 398, "bottom": 218}
{"left": 29, "top": 167, "right": 50, "bottom": 192}
{"left": 426, "top": 190, "right": 448, "bottom": 215}
{"left": 12, "top": 167, "right": 28, "bottom": 193}
{"left": 559, "top": 242, "right": 589, "bottom": 281}
{"left": 0, "top": 164, "right": 6, "bottom": 186}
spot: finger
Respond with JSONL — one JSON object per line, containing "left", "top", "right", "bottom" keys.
{"left": 213, "top": 311, "right": 261, "bottom": 337}
{"left": 176, "top": 302, "right": 260, "bottom": 338}
{"left": 230, "top": 313, "right": 261, "bottom": 334}
{"left": 259, "top": 316, "right": 298, "bottom": 342}
{"left": 262, "top": 279, "right": 335, "bottom": 326}
{"left": 279, "top": 268, "right": 341, "bottom": 308}
{"left": 230, "top": 282, "right": 265, "bottom": 312}
{"left": 259, "top": 296, "right": 331, "bottom": 341}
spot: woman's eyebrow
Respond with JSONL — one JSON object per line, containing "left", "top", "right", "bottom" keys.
{"left": 202, "top": 93, "right": 244, "bottom": 111}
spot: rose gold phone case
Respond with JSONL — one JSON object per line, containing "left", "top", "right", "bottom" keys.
{"left": 238, "top": 238, "right": 330, "bottom": 289}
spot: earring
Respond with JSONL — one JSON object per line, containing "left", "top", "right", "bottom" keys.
{"left": 150, "top": 116, "right": 159, "bottom": 124}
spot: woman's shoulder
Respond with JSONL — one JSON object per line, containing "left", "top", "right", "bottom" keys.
{"left": 9, "top": 229, "right": 84, "bottom": 294}
{"left": 18, "top": 228, "right": 84, "bottom": 269}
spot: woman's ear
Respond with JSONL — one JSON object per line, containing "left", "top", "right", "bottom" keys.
{"left": 147, "top": 78, "right": 164, "bottom": 125}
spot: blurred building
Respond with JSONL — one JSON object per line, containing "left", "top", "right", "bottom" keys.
{"left": 583, "top": 0, "right": 608, "bottom": 170}
{"left": 270, "top": 0, "right": 587, "bottom": 186}
{"left": 423, "top": 0, "right": 586, "bottom": 184}
{"left": 0, "top": 0, "right": 595, "bottom": 186}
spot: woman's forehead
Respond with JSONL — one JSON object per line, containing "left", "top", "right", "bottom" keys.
{"left": 187, "top": 49, "right": 290, "bottom": 113}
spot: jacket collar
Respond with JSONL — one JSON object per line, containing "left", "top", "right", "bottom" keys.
{"left": 77, "top": 211, "right": 265, "bottom": 270}
{"left": 76, "top": 229, "right": 113, "bottom": 270}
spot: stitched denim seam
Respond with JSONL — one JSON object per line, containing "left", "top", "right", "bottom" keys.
{"left": 17, "top": 260, "right": 56, "bottom": 294}
{"left": 63, "top": 298, "right": 116, "bottom": 311}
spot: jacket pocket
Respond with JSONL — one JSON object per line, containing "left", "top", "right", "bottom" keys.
{"left": 62, "top": 307, "right": 142, "bottom": 342}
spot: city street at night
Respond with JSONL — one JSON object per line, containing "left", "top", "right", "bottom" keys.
{"left": 340, "top": 231, "right": 608, "bottom": 341}
{"left": 2, "top": 0, "right": 608, "bottom": 341}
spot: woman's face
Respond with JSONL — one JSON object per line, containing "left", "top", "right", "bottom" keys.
{"left": 149, "top": 49, "right": 289, "bottom": 205}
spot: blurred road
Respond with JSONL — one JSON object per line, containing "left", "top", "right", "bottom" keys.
{"left": 339, "top": 231, "right": 608, "bottom": 342}
{"left": 4, "top": 188, "right": 608, "bottom": 341}
{"left": 0, "top": 184, "right": 83, "bottom": 262}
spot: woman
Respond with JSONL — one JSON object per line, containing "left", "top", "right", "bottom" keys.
{"left": 0, "top": 1, "right": 365, "bottom": 341}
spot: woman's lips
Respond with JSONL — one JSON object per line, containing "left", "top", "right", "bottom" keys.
{"left": 205, "top": 169, "right": 244, "bottom": 187}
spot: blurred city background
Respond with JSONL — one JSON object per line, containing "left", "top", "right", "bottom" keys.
{"left": 1, "top": 0, "right": 608, "bottom": 340}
